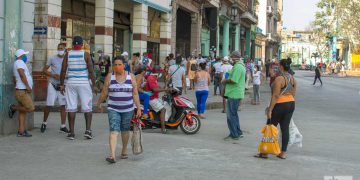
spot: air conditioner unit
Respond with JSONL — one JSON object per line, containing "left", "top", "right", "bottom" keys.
{"left": 267, "top": 33, "right": 272, "bottom": 40}
{"left": 267, "top": 6, "right": 272, "bottom": 13}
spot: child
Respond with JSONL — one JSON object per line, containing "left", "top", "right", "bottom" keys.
{"left": 252, "top": 65, "right": 263, "bottom": 105}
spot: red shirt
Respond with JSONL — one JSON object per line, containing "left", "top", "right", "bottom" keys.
{"left": 145, "top": 75, "right": 159, "bottom": 100}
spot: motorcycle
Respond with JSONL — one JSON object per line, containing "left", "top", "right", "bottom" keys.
{"left": 132, "top": 88, "right": 201, "bottom": 134}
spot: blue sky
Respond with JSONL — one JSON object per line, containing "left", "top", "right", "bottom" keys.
{"left": 283, "top": 0, "right": 319, "bottom": 30}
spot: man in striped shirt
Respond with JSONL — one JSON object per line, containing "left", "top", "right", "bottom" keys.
{"left": 60, "top": 36, "right": 98, "bottom": 140}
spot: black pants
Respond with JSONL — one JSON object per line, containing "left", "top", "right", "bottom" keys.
{"left": 313, "top": 75, "right": 322, "bottom": 85}
{"left": 267, "top": 101, "right": 295, "bottom": 152}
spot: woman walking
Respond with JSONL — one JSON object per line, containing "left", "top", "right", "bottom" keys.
{"left": 252, "top": 65, "right": 263, "bottom": 105}
{"left": 255, "top": 58, "right": 297, "bottom": 159}
{"left": 194, "top": 62, "right": 211, "bottom": 119}
{"left": 96, "top": 56, "right": 141, "bottom": 163}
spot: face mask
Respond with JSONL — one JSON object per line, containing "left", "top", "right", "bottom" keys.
{"left": 22, "top": 55, "right": 28, "bottom": 63}
{"left": 58, "top": 50, "right": 65, "bottom": 56}
{"left": 113, "top": 66, "right": 125, "bottom": 73}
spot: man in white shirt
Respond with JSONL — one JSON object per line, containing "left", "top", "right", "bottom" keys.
{"left": 41, "top": 44, "right": 69, "bottom": 133}
{"left": 219, "top": 56, "right": 233, "bottom": 113}
{"left": 167, "top": 56, "right": 186, "bottom": 94}
{"left": 8, "top": 49, "right": 35, "bottom": 137}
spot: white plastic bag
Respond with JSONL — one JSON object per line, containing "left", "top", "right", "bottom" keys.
{"left": 186, "top": 77, "right": 190, "bottom": 87}
{"left": 288, "top": 118, "right": 303, "bottom": 147}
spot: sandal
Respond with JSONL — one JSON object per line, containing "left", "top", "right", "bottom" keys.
{"left": 276, "top": 155, "right": 286, "bottom": 160}
{"left": 106, "top": 156, "right": 116, "bottom": 163}
{"left": 254, "top": 154, "right": 268, "bottom": 159}
{"left": 120, "top": 154, "right": 128, "bottom": 159}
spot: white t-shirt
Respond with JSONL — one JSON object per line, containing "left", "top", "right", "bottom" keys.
{"left": 213, "top": 62, "right": 222, "bottom": 73}
{"left": 169, "top": 65, "right": 185, "bottom": 88}
{"left": 253, "top": 71, "right": 261, "bottom": 85}
{"left": 13, "top": 60, "right": 33, "bottom": 89}
{"left": 221, "top": 64, "right": 233, "bottom": 80}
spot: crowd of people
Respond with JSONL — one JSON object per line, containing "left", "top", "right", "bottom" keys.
{"left": 8, "top": 35, "right": 297, "bottom": 162}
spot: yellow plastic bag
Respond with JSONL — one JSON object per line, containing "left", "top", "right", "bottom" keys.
{"left": 258, "top": 124, "right": 281, "bottom": 155}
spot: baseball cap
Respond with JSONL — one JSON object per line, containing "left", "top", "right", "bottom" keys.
{"left": 230, "top": 51, "right": 241, "bottom": 58}
{"left": 72, "top": 36, "right": 83, "bottom": 45}
{"left": 121, "top": 51, "right": 129, "bottom": 56}
{"left": 15, "top": 49, "right": 29, "bottom": 57}
{"left": 223, "top": 56, "right": 229, "bottom": 62}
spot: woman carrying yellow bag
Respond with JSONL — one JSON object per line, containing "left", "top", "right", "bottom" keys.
{"left": 255, "top": 58, "right": 297, "bottom": 160}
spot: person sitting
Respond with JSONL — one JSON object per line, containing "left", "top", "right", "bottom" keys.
{"left": 145, "top": 74, "right": 169, "bottom": 134}
{"left": 134, "top": 64, "right": 152, "bottom": 119}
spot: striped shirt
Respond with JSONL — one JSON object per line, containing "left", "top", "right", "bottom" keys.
{"left": 107, "top": 73, "right": 134, "bottom": 112}
{"left": 67, "top": 50, "right": 89, "bottom": 84}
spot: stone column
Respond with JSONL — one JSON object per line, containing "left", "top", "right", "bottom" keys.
{"left": 222, "top": 19, "right": 230, "bottom": 57}
{"left": 190, "top": 12, "right": 201, "bottom": 56}
{"left": 132, "top": 3, "right": 148, "bottom": 54}
{"left": 170, "top": 3, "right": 178, "bottom": 54}
{"left": 33, "top": 0, "right": 62, "bottom": 101}
{"left": 245, "top": 28, "right": 251, "bottom": 57}
{"left": 95, "top": 0, "right": 114, "bottom": 58}
{"left": 234, "top": 24, "right": 240, "bottom": 52}
{"left": 160, "top": 13, "right": 172, "bottom": 65}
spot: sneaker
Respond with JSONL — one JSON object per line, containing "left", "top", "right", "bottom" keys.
{"left": 84, "top": 130, "right": 93, "bottom": 139}
{"left": 40, "top": 123, "right": 47, "bottom": 133}
{"left": 223, "top": 136, "right": 232, "bottom": 141}
{"left": 232, "top": 135, "right": 244, "bottom": 140}
{"left": 17, "top": 131, "right": 32, "bottom": 137}
{"left": 60, "top": 127, "right": 69, "bottom": 133}
{"left": 67, "top": 133, "right": 75, "bottom": 140}
{"left": 8, "top": 104, "right": 16, "bottom": 118}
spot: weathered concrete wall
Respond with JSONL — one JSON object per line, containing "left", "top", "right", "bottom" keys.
{"left": 0, "top": 0, "right": 35, "bottom": 135}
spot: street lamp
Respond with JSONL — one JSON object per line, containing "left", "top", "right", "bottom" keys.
{"left": 229, "top": 3, "right": 239, "bottom": 21}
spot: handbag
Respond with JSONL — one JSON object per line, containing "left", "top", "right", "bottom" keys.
{"left": 258, "top": 120, "right": 281, "bottom": 155}
{"left": 131, "top": 120, "right": 143, "bottom": 155}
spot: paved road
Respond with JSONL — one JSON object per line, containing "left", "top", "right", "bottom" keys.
{"left": 0, "top": 71, "right": 359, "bottom": 180}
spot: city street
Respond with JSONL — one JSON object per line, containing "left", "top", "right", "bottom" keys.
{"left": 0, "top": 71, "right": 359, "bottom": 180}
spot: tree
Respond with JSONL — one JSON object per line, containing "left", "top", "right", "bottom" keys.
{"left": 314, "top": 0, "right": 360, "bottom": 53}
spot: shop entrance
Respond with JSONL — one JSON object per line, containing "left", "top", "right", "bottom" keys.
{"left": 176, "top": 8, "right": 191, "bottom": 57}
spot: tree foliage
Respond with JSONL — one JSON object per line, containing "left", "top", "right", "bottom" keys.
{"left": 313, "top": 0, "right": 360, "bottom": 53}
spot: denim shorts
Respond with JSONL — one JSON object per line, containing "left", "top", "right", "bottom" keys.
{"left": 108, "top": 109, "right": 134, "bottom": 132}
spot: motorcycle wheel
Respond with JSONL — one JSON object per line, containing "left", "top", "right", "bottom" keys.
{"left": 180, "top": 115, "right": 201, "bottom": 135}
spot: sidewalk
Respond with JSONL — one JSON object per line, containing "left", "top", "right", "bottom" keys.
{"left": 34, "top": 83, "right": 271, "bottom": 112}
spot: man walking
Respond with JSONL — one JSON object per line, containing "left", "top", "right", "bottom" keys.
{"left": 313, "top": 64, "right": 323, "bottom": 86}
{"left": 8, "top": 49, "right": 35, "bottom": 137}
{"left": 221, "top": 51, "right": 246, "bottom": 140}
{"left": 60, "top": 36, "right": 98, "bottom": 140}
{"left": 41, "top": 44, "right": 69, "bottom": 133}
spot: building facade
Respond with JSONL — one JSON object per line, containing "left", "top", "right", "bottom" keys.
{"left": 0, "top": 0, "right": 35, "bottom": 135}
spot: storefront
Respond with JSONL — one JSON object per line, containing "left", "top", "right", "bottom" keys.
{"left": 113, "top": 11, "right": 131, "bottom": 57}
{"left": 61, "top": 0, "right": 95, "bottom": 50}
{"left": 147, "top": 8, "right": 161, "bottom": 65}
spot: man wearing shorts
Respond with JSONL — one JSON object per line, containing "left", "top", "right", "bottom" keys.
{"left": 145, "top": 75, "right": 168, "bottom": 134}
{"left": 8, "top": 49, "right": 35, "bottom": 137}
{"left": 60, "top": 36, "right": 98, "bottom": 140}
{"left": 41, "top": 43, "right": 69, "bottom": 133}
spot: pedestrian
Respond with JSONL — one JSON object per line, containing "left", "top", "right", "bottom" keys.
{"left": 252, "top": 65, "right": 263, "bottom": 105}
{"left": 121, "top": 51, "right": 131, "bottom": 72}
{"left": 59, "top": 36, "right": 98, "bottom": 140}
{"left": 340, "top": 60, "right": 347, "bottom": 77}
{"left": 135, "top": 64, "right": 151, "bottom": 119}
{"left": 40, "top": 43, "right": 69, "bottom": 133}
{"left": 168, "top": 55, "right": 186, "bottom": 93}
{"left": 245, "top": 59, "right": 253, "bottom": 90}
{"left": 313, "top": 64, "right": 323, "bottom": 86}
{"left": 220, "top": 56, "right": 233, "bottom": 113}
{"left": 221, "top": 51, "right": 246, "bottom": 141}
{"left": 130, "top": 52, "right": 140, "bottom": 73}
{"left": 331, "top": 61, "right": 336, "bottom": 74}
{"left": 8, "top": 49, "right": 35, "bottom": 137}
{"left": 194, "top": 62, "right": 211, "bottom": 119}
{"left": 212, "top": 57, "right": 222, "bottom": 96}
{"left": 168, "top": 53, "right": 175, "bottom": 66}
{"left": 269, "top": 59, "right": 280, "bottom": 87}
{"left": 98, "top": 55, "right": 111, "bottom": 91}
{"left": 255, "top": 58, "right": 297, "bottom": 159}
{"left": 187, "top": 56, "right": 198, "bottom": 90}
{"left": 96, "top": 56, "right": 141, "bottom": 163}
